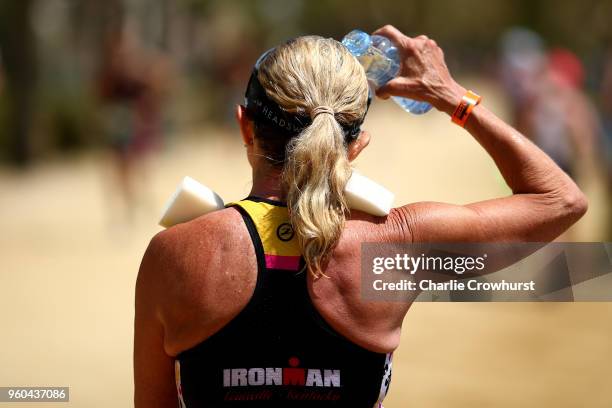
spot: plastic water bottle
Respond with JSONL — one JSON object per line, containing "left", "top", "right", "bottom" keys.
{"left": 341, "top": 29, "right": 432, "bottom": 115}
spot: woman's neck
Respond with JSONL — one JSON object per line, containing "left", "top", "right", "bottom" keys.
{"left": 249, "top": 165, "right": 285, "bottom": 202}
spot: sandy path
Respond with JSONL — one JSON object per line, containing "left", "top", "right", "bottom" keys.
{"left": 0, "top": 80, "right": 610, "bottom": 407}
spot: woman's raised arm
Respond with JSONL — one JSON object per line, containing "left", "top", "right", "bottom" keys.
{"left": 373, "top": 25, "right": 588, "bottom": 242}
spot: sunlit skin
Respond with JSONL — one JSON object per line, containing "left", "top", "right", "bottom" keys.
{"left": 134, "top": 25, "right": 587, "bottom": 407}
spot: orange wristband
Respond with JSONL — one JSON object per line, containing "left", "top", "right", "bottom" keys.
{"left": 451, "top": 90, "right": 482, "bottom": 127}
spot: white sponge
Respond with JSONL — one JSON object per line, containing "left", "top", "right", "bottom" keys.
{"left": 159, "top": 172, "right": 394, "bottom": 228}
{"left": 344, "top": 170, "right": 395, "bottom": 217}
{"left": 158, "top": 176, "right": 225, "bottom": 228}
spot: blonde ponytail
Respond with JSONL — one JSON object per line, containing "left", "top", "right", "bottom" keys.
{"left": 256, "top": 36, "right": 369, "bottom": 276}
{"left": 283, "top": 109, "right": 352, "bottom": 276}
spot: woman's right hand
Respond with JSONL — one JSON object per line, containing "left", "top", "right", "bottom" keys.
{"left": 372, "top": 25, "right": 465, "bottom": 115}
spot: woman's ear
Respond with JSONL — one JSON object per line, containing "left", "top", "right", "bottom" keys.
{"left": 235, "top": 105, "right": 254, "bottom": 146}
{"left": 347, "top": 130, "right": 371, "bottom": 162}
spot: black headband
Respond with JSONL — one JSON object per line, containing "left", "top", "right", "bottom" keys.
{"left": 244, "top": 48, "right": 371, "bottom": 141}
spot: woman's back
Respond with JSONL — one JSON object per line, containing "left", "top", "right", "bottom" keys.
{"left": 152, "top": 198, "right": 403, "bottom": 407}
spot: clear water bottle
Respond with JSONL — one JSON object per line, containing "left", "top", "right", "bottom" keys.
{"left": 341, "top": 29, "right": 432, "bottom": 115}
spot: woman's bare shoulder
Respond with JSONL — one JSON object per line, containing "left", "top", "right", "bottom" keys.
{"left": 148, "top": 207, "right": 244, "bottom": 255}
{"left": 138, "top": 207, "right": 251, "bottom": 296}
{"left": 345, "top": 207, "right": 416, "bottom": 243}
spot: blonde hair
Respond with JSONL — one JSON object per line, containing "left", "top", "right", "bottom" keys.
{"left": 256, "top": 36, "right": 369, "bottom": 276}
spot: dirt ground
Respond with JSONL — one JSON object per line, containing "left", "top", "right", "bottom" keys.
{"left": 1, "top": 80, "right": 611, "bottom": 407}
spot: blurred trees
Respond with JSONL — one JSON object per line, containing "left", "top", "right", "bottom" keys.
{"left": 0, "top": 0, "right": 611, "bottom": 165}
{"left": 0, "top": 0, "right": 37, "bottom": 166}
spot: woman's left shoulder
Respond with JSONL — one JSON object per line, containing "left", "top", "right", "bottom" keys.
{"left": 137, "top": 206, "right": 254, "bottom": 316}
{"left": 144, "top": 206, "right": 248, "bottom": 273}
